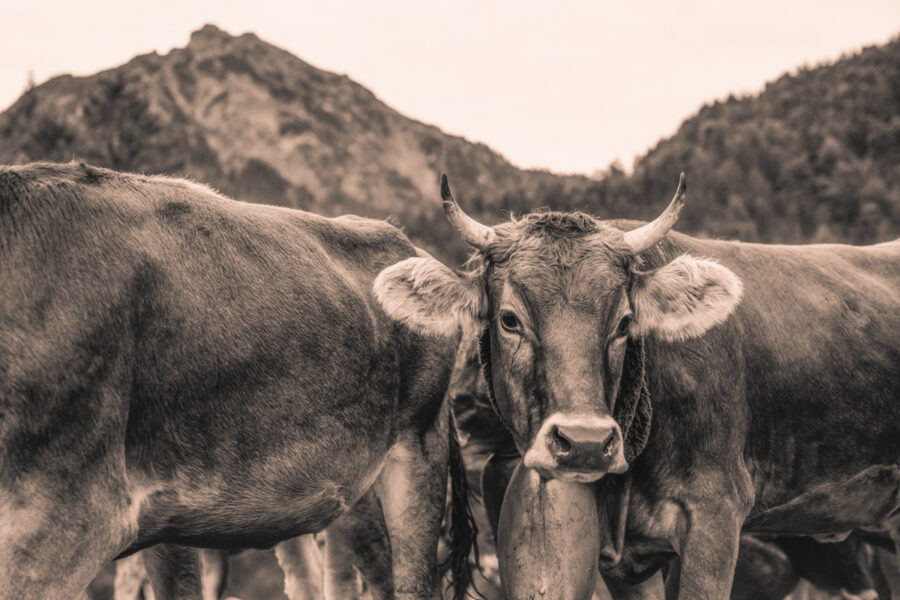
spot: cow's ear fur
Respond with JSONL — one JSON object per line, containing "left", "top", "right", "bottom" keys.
{"left": 374, "top": 257, "right": 485, "bottom": 337}
{"left": 629, "top": 255, "right": 743, "bottom": 342}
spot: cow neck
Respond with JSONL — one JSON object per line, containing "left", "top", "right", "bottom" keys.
{"left": 476, "top": 329, "right": 653, "bottom": 467}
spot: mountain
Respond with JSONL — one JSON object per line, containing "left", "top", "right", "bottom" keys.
{"left": 0, "top": 24, "right": 587, "bottom": 260}
{"left": 2, "top": 25, "right": 898, "bottom": 262}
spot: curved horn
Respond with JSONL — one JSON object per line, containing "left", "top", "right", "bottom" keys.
{"left": 622, "top": 172, "right": 687, "bottom": 253}
{"left": 440, "top": 173, "right": 496, "bottom": 249}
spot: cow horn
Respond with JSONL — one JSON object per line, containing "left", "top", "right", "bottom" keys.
{"left": 622, "top": 172, "right": 687, "bottom": 253}
{"left": 441, "top": 173, "right": 496, "bottom": 249}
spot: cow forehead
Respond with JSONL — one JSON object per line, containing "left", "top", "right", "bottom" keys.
{"left": 487, "top": 225, "right": 631, "bottom": 313}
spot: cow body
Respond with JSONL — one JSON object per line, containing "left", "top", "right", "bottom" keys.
{"left": 0, "top": 162, "right": 462, "bottom": 599}
{"left": 374, "top": 173, "right": 900, "bottom": 598}
{"left": 600, "top": 231, "right": 900, "bottom": 597}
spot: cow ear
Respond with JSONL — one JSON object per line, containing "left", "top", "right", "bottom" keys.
{"left": 629, "top": 255, "right": 743, "bottom": 342}
{"left": 374, "top": 257, "right": 485, "bottom": 337}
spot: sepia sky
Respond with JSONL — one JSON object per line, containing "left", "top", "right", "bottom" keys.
{"left": 2, "top": 0, "right": 898, "bottom": 174}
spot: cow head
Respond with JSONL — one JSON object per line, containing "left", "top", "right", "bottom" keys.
{"left": 375, "top": 174, "right": 743, "bottom": 482}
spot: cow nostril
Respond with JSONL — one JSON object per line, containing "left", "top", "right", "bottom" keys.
{"left": 550, "top": 426, "right": 572, "bottom": 454}
{"left": 601, "top": 432, "right": 615, "bottom": 456}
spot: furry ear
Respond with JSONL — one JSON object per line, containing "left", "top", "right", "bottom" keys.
{"left": 373, "top": 257, "right": 485, "bottom": 337}
{"left": 630, "top": 255, "right": 743, "bottom": 342}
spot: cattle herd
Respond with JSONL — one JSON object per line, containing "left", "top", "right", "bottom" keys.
{"left": 0, "top": 161, "right": 898, "bottom": 600}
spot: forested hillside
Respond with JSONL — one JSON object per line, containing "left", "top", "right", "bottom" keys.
{"left": 566, "top": 35, "right": 900, "bottom": 246}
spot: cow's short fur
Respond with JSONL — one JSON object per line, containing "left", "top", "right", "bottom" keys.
{"left": 375, "top": 180, "right": 900, "bottom": 599}
{"left": 458, "top": 336, "right": 893, "bottom": 600}
{"left": 0, "top": 162, "right": 470, "bottom": 600}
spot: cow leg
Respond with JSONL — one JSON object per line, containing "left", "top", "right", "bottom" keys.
{"left": 142, "top": 544, "right": 203, "bottom": 600}
{"left": 347, "top": 526, "right": 393, "bottom": 600}
{"left": 889, "top": 517, "right": 900, "bottom": 598}
{"left": 199, "top": 550, "right": 228, "bottom": 600}
{"left": 323, "top": 492, "right": 392, "bottom": 600}
{"left": 671, "top": 509, "right": 743, "bottom": 599}
{"left": 373, "top": 423, "right": 449, "bottom": 599}
{"left": 663, "top": 557, "right": 680, "bottom": 600}
{"left": 730, "top": 536, "right": 799, "bottom": 600}
{"left": 117, "top": 548, "right": 219, "bottom": 600}
{"left": 275, "top": 535, "right": 324, "bottom": 600}
{"left": 872, "top": 543, "right": 900, "bottom": 599}
{"left": 114, "top": 552, "right": 152, "bottom": 600}
{"left": 322, "top": 525, "right": 364, "bottom": 599}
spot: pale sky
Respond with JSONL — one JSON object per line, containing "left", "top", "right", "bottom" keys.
{"left": 2, "top": 0, "right": 898, "bottom": 174}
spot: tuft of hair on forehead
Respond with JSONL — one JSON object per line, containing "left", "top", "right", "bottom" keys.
{"left": 516, "top": 210, "right": 603, "bottom": 237}
{"left": 471, "top": 209, "right": 633, "bottom": 272}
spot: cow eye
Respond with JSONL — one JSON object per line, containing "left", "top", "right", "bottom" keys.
{"left": 616, "top": 315, "right": 632, "bottom": 337}
{"left": 499, "top": 311, "right": 522, "bottom": 333}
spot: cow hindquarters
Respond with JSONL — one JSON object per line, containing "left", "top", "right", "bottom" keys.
{"left": 372, "top": 412, "right": 449, "bottom": 600}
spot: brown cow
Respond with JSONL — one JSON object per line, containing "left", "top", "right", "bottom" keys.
{"left": 373, "top": 173, "right": 900, "bottom": 598}
{"left": 0, "top": 162, "right": 473, "bottom": 600}
{"left": 461, "top": 339, "right": 893, "bottom": 600}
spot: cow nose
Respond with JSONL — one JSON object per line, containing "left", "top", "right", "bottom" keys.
{"left": 523, "top": 414, "right": 628, "bottom": 480}
{"left": 549, "top": 423, "right": 615, "bottom": 459}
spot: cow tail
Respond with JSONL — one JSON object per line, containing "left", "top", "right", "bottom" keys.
{"left": 447, "top": 408, "right": 480, "bottom": 600}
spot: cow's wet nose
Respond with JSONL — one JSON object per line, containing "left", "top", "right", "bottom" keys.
{"left": 524, "top": 414, "right": 628, "bottom": 481}
{"left": 548, "top": 423, "right": 616, "bottom": 460}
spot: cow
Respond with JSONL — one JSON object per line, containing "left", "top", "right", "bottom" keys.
{"left": 481, "top": 458, "right": 892, "bottom": 600}
{"left": 454, "top": 337, "right": 894, "bottom": 600}
{"left": 372, "top": 172, "right": 900, "bottom": 598}
{"left": 0, "top": 162, "right": 474, "bottom": 600}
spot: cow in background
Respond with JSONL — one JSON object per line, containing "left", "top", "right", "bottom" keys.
{"left": 0, "top": 162, "right": 474, "bottom": 600}
{"left": 374, "top": 172, "right": 900, "bottom": 598}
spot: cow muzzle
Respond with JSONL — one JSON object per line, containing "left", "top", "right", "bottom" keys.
{"left": 523, "top": 413, "right": 628, "bottom": 483}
